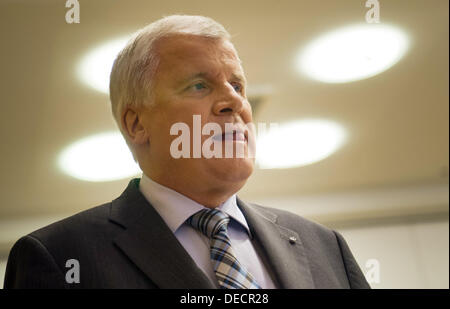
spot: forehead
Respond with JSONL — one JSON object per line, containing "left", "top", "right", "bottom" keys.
{"left": 155, "top": 35, "right": 244, "bottom": 82}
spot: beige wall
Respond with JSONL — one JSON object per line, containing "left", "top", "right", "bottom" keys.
{"left": 338, "top": 220, "right": 449, "bottom": 289}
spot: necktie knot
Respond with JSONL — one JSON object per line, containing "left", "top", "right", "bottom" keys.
{"left": 188, "top": 208, "right": 230, "bottom": 238}
{"left": 187, "top": 207, "right": 261, "bottom": 289}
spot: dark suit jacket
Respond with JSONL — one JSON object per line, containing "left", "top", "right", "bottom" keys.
{"left": 4, "top": 178, "right": 370, "bottom": 289}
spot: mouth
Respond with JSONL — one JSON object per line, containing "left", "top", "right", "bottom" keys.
{"left": 212, "top": 127, "right": 248, "bottom": 143}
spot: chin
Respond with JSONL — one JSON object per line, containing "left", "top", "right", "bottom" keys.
{"left": 208, "top": 157, "right": 254, "bottom": 185}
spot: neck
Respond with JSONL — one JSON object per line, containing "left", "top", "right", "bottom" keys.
{"left": 142, "top": 172, "right": 243, "bottom": 209}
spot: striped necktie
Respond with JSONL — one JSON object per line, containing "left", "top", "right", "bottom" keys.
{"left": 187, "top": 208, "right": 261, "bottom": 289}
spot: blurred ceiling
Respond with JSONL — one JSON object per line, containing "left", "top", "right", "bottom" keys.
{"left": 0, "top": 0, "right": 448, "bottom": 220}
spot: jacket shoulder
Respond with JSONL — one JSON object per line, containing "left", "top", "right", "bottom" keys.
{"left": 248, "top": 203, "right": 371, "bottom": 289}
{"left": 29, "top": 202, "right": 115, "bottom": 243}
{"left": 4, "top": 202, "right": 118, "bottom": 289}
{"left": 248, "top": 202, "right": 336, "bottom": 237}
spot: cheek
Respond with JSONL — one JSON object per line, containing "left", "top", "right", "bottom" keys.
{"left": 146, "top": 114, "right": 180, "bottom": 154}
{"left": 150, "top": 99, "right": 213, "bottom": 150}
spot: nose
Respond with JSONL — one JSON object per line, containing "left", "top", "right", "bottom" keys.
{"left": 212, "top": 84, "right": 245, "bottom": 116}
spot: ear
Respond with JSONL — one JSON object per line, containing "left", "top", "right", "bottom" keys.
{"left": 121, "top": 106, "right": 149, "bottom": 146}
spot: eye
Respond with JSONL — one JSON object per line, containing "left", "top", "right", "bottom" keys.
{"left": 191, "top": 82, "right": 207, "bottom": 91}
{"left": 231, "top": 82, "right": 243, "bottom": 93}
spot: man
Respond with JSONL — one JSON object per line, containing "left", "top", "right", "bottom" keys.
{"left": 4, "top": 15, "right": 370, "bottom": 289}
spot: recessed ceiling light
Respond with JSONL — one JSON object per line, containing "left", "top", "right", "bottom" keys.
{"left": 256, "top": 119, "right": 346, "bottom": 169}
{"left": 59, "top": 132, "right": 141, "bottom": 182}
{"left": 297, "top": 24, "right": 409, "bottom": 83}
{"left": 78, "top": 36, "right": 130, "bottom": 94}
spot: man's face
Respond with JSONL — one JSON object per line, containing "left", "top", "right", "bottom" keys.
{"left": 137, "top": 35, "right": 254, "bottom": 201}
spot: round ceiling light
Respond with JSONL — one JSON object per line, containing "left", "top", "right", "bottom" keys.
{"left": 297, "top": 24, "right": 409, "bottom": 83}
{"left": 78, "top": 36, "right": 130, "bottom": 94}
{"left": 59, "top": 132, "right": 141, "bottom": 182}
{"left": 256, "top": 119, "right": 347, "bottom": 169}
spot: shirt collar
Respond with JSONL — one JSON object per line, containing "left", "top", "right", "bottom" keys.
{"left": 139, "top": 174, "right": 251, "bottom": 236}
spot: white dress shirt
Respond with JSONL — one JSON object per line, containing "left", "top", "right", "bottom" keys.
{"left": 139, "top": 173, "right": 276, "bottom": 289}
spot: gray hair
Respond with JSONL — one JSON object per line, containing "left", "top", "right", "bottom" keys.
{"left": 109, "top": 15, "right": 232, "bottom": 135}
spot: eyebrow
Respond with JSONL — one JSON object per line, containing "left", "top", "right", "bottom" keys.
{"left": 176, "top": 71, "right": 247, "bottom": 88}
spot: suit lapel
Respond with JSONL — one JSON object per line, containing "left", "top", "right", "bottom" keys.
{"left": 237, "top": 198, "right": 315, "bottom": 289}
{"left": 108, "top": 179, "right": 314, "bottom": 289}
{"left": 109, "top": 179, "right": 215, "bottom": 289}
